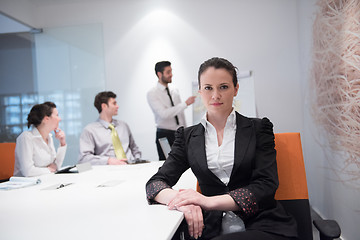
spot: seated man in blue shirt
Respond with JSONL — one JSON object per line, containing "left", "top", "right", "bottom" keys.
{"left": 78, "top": 91, "right": 141, "bottom": 165}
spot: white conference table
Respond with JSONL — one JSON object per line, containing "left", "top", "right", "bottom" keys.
{"left": 0, "top": 161, "right": 197, "bottom": 240}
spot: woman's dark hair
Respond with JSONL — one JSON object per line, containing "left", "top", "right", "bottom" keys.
{"left": 94, "top": 91, "right": 117, "bottom": 113}
{"left": 197, "top": 57, "right": 238, "bottom": 89}
{"left": 27, "top": 102, "right": 56, "bottom": 128}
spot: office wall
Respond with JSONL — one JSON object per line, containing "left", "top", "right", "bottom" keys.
{"left": 297, "top": 1, "right": 358, "bottom": 240}
{"left": 0, "top": 33, "right": 35, "bottom": 95}
{"left": 2, "top": 0, "right": 302, "bottom": 161}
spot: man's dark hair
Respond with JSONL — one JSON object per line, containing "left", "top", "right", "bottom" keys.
{"left": 27, "top": 101, "right": 56, "bottom": 128}
{"left": 155, "top": 61, "right": 171, "bottom": 77}
{"left": 198, "top": 57, "right": 238, "bottom": 88}
{"left": 94, "top": 91, "right": 117, "bottom": 113}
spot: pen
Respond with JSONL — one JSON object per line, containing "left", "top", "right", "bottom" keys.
{"left": 56, "top": 183, "right": 73, "bottom": 189}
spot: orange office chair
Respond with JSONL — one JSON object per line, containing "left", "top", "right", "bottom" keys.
{"left": 195, "top": 132, "right": 341, "bottom": 240}
{"left": 0, "top": 142, "right": 16, "bottom": 182}
{"left": 274, "top": 132, "right": 340, "bottom": 240}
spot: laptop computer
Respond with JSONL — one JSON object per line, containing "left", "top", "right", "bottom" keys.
{"left": 55, "top": 162, "right": 92, "bottom": 174}
{"left": 158, "top": 137, "right": 171, "bottom": 159}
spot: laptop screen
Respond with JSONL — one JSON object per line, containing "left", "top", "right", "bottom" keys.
{"left": 158, "top": 137, "right": 171, "bottom": 159}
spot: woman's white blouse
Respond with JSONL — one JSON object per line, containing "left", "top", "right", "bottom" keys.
{"left": 14, "top": 127, "right": 67, "bottom": 177}
{"left": 200, "top": 110, "right": 237, "bottom": 186}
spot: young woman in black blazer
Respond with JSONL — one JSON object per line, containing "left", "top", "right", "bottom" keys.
{"left": 146, "top": 57, "right": 298, "bottom": 240}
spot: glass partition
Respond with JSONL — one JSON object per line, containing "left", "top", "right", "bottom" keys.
{"left": 0, "top": 23, "right": 105, "bottom": 166}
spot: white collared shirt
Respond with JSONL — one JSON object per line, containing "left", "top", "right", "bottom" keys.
{"left": 147, "top": 82, "right": 187, "bottom": 130}
{"left": 200, "top": 109, "right": 237, "bottom": 185}
{"left": 14, "top": 127, "right": 67, "bottom": 177}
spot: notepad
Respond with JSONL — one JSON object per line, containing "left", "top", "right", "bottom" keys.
{"left": 0, "top": 177, "right": 41, "bottom": 190}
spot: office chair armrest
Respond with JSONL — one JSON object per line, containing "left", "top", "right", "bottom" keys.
{"left": 313, "top": 220, "right": 341, "bottom": 240}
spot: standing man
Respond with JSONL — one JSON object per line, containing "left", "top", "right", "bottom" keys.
{"left": 78, "top": 91, "right": 142, "bottom": 165}
{"left": 147, "top": 61, "right": 196, "bottom": 160}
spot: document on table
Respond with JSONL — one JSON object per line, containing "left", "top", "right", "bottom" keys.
{"left": 0, "top": 176, "right": 41, "bottom": 190}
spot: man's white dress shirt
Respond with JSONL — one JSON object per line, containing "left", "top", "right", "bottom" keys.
{"left": 147, "top": 82, "right": 187, "bottom": 130}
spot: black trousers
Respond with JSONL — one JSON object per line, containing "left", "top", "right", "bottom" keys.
{"left": 156, "top": 128, "right": 176, "bottom": 160}
{"left": 211, "top": 231, "right": 298, "bottom": 240}
{"left": 172, "top": 220, "right": 298, "bottom": 240}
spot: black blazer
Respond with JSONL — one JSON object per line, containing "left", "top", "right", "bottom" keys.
{"left": 146, "top": 112, "right": 298, "bottom": 239}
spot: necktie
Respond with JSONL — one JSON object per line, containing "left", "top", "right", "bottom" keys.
{"left": 165, "top": 87, "right": 179, "bottom": 125}
{"left": 108, "top": 123, "right": 127, "bottom": 159}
